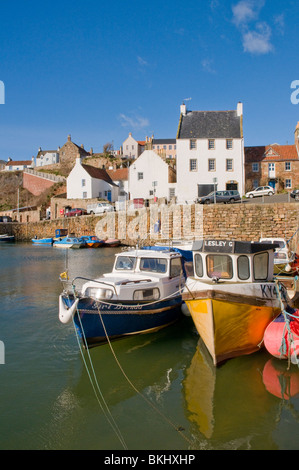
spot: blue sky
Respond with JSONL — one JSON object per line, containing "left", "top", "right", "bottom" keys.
{"left": 0, "top": 0, "right": 298, "bottom": 160}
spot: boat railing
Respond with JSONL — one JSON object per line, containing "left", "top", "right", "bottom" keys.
{"left": 71, "top": 277, "right": 118, "bottom": 296}
{"left": 120, "top": 279, "right": 152, "bottom": 285}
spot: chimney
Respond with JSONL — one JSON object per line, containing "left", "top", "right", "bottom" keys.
{"left": 180, "top": 102, "right": 187, "bottom": 115}
{"left": 90, "top": 147, "right": 93, "bottom": 155}
{"left": 68, "top": 134, "right": 71, "bottom": 142}
{"left": 237, "top": 101, "right": 243, "bottom": 116}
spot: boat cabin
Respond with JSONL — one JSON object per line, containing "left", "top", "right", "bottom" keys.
{"left": 112, "top": 249, "right": 183, "bottom": 277}
{"left": 191, "top": 239, "right": 278, "bottom": 283}
{"left": 82, "top": 249, "right": 185, "bottom": 302}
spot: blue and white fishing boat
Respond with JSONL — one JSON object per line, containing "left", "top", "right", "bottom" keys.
{"left": 0, "top": 234, "right": 15, "bottom": 243}
{"left": 53, "top": 236, "right": 85, "bottom": 249}
{"left": 59, "top": 247, "right": 187, "bottom": 347}
{"left": 79, "top": 235, "right": 105, "bottom": 248}
{"left": 32, "top": 237, "right": 53, "bottom": 245}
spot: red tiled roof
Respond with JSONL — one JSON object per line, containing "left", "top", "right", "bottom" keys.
{"left": 5, "top": 160, "right": 32, "bottom": 166}
{"left": 245, "top": 144, "right": 298, "bottom": 162}
{"left": 81, "top": 164, "right": 117, "bottom": 185}
{"left": 137, "top": 141, "right": 145, "bottom": 145}
{"left": 107, "top": 168, "right": 128, "bottom": 181}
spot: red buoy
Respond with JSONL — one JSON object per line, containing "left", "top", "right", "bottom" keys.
{"left": 264, "top": 309, "right": 299, "bottom": 363}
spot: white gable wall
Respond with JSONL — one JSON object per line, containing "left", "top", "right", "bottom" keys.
{"left": 129, "top": 150, "right": 174, "bottom": 201}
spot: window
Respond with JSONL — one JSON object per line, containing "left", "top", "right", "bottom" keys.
{"left": 133, "top": 288, "right": 160, "bottom": 301}
{"left": 208, "top": 159, "right": 216, "bottom": 171}
{"left": 169, "top": 145, "right": 172, "bottom": 149}
{"left": 285, "top": 179, "right": 292, "bottom": 188}
{"left": 252, "top": 163, "right": 259, "bottom": 172}
{"left": 237, "top": 256, "right": 250, "bottom": 280}
{"left": 170, "top": 258, "right": 182, "bottom": 278}
{"left": 190, "top": 139, "right": 197, "bottom": 150}
{"left": 115, "top": 256, "right": 136, "bottom": 270}
{"left": 208, "top": 139, "right": 215, "bottom": 149}
{"left": 82, "top": 179, "right": 86, "bottom": 187}
{"left": 194, "top": 254, "right": 203, "bottom": 277}
{"left": 138, "top": 172, "right": 143, "bottom": 180}
{"left": 253, "top": 252, "right": 268, "bottom": 280}
{"left": 83, "top": 192, "right": 87, "bottom": 198}
{"left": 226, "top": 159, "right": 233, "bottom": 171}
{"left": 189, "top": 159, "right": 197, "bottom": 171}
{"left": 268, "top": 163, "right": 275, "bottom": 172}
{"left": 206, "top": 254, "right": 233, "bottom": 279}
{"left": 226, "top": 139, "right": 233, "bottom": 149}
{"left": 285, "top": 162, "right": 291, "bottom": 171}
{"left": 140, "top": 257, "right": 167, "bottom": 273}
{"left": 169, "top": 188, "right": 175, "bottom": 199}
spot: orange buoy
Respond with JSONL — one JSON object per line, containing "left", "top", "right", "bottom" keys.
{"left": 264, "top": 308, "right": 299, "bottom": 363}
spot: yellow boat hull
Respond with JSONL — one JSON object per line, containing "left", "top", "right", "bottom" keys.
{"left": 185, "top": 291, "right": 281, "bottom": 365}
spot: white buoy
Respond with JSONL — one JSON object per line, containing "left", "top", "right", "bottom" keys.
{"left": 59, "top": 296, "right": 79, "bottom": 324}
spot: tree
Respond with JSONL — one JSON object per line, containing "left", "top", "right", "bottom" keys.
{"left": 103, "top": 142, "right": 114, "bottom": 155}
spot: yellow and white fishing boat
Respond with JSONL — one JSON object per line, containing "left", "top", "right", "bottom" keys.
{"left": 182, "top": 239, "right": 289, "bottom": 365}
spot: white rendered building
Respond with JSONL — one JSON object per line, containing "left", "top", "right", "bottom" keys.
{"left": 176, "top": 102, "right": 245, "bottom": 203}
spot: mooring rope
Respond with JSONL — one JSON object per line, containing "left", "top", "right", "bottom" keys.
{"left": 275, "top": 280, "right": 299, "bottom": 369}
{"left": 68, "top": 286, "right": 128, "bottom": 450}
{"left": 95, "top": 305, "right": 194, "bottom": 447}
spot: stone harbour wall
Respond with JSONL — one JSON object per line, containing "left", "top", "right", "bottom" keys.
{"left": 2, "top": 202, "right": 299, "bottom": 251}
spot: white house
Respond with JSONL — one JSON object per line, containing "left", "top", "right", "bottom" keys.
{"left": 176, "top": 102, "right": 245, "bottom": 203}
{"left": 4, "top": 157, "right": 34, "bottom": 172}
{"left": 129, "top": 150, "right": 176, "bottom": 202}
{"left": 122, "top": 132, "right": 145, "bottom": 160}
{"left": 67, "top": 157, "right": 119, "bottom": 202}
{"left": 35, "top": 148, "right": 59, "bottom": 167}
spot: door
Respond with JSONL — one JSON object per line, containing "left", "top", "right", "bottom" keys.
{"left": 107, "top": 190, "right": 112, "bottom": 202}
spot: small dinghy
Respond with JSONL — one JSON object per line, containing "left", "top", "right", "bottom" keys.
{"left": 264, "top": 307, "right": 299, "bottom": 364}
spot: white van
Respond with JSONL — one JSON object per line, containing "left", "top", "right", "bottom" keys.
{"left": 87, "top": 202, "right": 114, "bottom": 215}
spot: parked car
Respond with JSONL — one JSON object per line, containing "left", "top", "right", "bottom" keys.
{"left": 195, "top": 190, "right": 241, "bottom": 204}
{"left": 64, "top": 208, "right": 87, "bottom": 217}
{"left": 245, "top": 186, "right": 275, "bottom": 198}
{"left": 290, "top": 189, "right": 299, "bottom": 201}
{"left": 87, "top": 202, "right": 114, "bottom": 214}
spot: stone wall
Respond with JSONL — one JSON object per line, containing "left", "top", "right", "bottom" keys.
{"left": 2, "top": 202, "right": 299, "bottom": 251}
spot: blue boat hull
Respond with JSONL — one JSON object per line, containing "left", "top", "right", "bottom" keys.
{"left": 32, "top": 238, "right": 53, "bottom": 245}
{"left": 62, "top": 294, "right": 182, "bottom": 346}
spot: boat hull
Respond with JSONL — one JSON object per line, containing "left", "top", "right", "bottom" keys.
{"left": 60, "top": 294, "right": 182, "bottom": 346}
{"left": 183, "top": 282, "right": 282, "bottom": 365}
{"left": 32, "top": 238, "right": 53, "bottom": 245}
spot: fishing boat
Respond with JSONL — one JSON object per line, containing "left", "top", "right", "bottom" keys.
{"left": 53, "top": 236, "right": 85, "bottom": 249}
{"left": 79, "top": 235, "right": 104, "bottom": 248}
{"left": 260, "top": 237, "right": 294, "bottom": 275}
{"left": 59, "top": 247, "right": 186, "bottom": 347}
{"left": 0, "top": 234, "right": 15, "bottom": 242}
{"left": 182, "top": 239, "right": 289, "bottom": 366}
{"left": 103, "top": 238, "right": 120, "bottom": 247}
{"left": 32, "top": 237, "right": 53, "bottom": 245}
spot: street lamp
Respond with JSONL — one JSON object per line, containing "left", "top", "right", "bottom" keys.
{"left": 213, "top": 177, "right": 217, "bottom": 204}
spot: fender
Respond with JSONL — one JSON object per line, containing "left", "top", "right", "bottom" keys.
{"left": 59, "top": 296, "right": 79, "bottom": 324}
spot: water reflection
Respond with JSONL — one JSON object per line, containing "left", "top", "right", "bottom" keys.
{"left": 183, "top": 339, "right": 299, "bottom": 449}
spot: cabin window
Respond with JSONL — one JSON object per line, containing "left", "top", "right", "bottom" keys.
{"left": 170, "top": 257, "right": 182, "bottom": 278}
{"left": 194, "top": 254, "right": 203, "bottom": 277}
{"left": 237, "top": 255, "right": 250, "bottom": 280}
{"left": 140, "top": 257, "right": 167, "bottom": 273}
{"left": 206, "top": 254, "right": 233, "bottom": 279}
{"left": 133, "top": 288, "right": 160, "bottom": 301}
{"left": 253, "top": 252, "right": 268, "bottom": 280}
{"left": 115, "top": 256, "right": 136, "bottom": 270}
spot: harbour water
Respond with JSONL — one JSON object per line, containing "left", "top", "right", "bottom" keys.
{"left": 1, "top": 242, "right": 299, "bottom": 450}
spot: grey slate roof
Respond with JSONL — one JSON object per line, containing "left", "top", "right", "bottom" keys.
{"left": 152, "top": 138, "right": 176, "bottom": 144}
{"left": 177, "top": 110, "right": 242, "bottom": 139}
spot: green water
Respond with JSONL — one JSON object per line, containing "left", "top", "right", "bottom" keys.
{"left": 0, "top": 242, "right": 299, "bottom": 450}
